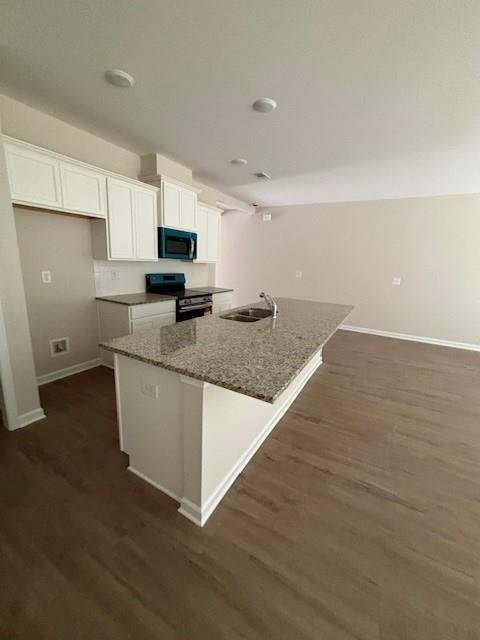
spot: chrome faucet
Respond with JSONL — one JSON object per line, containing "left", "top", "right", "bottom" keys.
{"left": 259, "top": 292, "right": 278, "bottom": 318}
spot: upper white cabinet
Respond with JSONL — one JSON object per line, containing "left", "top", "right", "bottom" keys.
{"left": 134, "top": 187, "right": 157, "bottom": 260}
{"left": 107, "top": 178, "right": 136, "bottom": 260}
{"left": 159, "top": 178, "right": 199, "bottom": 232}
{"left": 4, "top": 136, "right": 159, "bottom": 262}
{"left": 195, "top": 203, "right": 221, "bottom": 263}
{"left": 60, "top": 161, "right": 107, "bottom": 217}
{"left": 4, "top": 139, "right": 62, "bottom": 209}
{"left": 4, "top": 136, "right": 108, "bottom": 218}
{"left": 105, "top": 178, "right": 157, "bottom": 261}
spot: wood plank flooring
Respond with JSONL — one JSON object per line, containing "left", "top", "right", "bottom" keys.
{"left": 2, "top": 330, "right": 480, "bottom": 639}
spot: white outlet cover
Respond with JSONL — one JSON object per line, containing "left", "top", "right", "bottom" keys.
{"left": 295, "top": 270, "right": 303, "bottom": 279}
{"left": 141, "top": 380, "right": 159, "bottom": 399}
{"left": 41, "top": 270, "right": 52, "bottom": 283}
{"left": 392, "top": 276, "right": 402, "bottom": 285}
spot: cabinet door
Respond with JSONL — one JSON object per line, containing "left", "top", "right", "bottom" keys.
{"left": 207, "top": 211, "right": 220, "bottom": 262}
{"left": 196, "top": 205, "right": 208, "bottom": 261}
{"left": 152, "top": 313, "right": 175, "bottom": 328}
{"left": 134, "top": 187, "right": 157, "bottom": 260}
{"left": 180, "top": 188, "right": 197, "bottom": 231}
{"left": 162, "top": 181, "right": 181, "bottom": 228}
{"left": 4, "top": 140, "right": 62, "bottom": 208}
{"left": 60, "top": 161, "right": 107, "bottom": 217}
{"left": 107, "top": 178, "right": 136, "bottom": 260}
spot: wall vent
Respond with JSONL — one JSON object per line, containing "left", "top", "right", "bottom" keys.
{"left": 50, "top": 337, "right": 70, "bottom": 358}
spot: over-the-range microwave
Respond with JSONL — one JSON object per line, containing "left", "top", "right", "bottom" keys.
{"left": 158, "top": 227, "right": 197, "bottom": 261}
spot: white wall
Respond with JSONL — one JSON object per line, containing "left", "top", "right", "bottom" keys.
{"left": 0, "top": 117, "right": 42, "bottom": 426}
{"left": 15, "top": 209, "right": 99, "bottom": 377}
{"left": 217, "top": 195, "right": 480, "bottom": 346}
{"left": 94, "top": 260, "right": 213, "bottom": 297}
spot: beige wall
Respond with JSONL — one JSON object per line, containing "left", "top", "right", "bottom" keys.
{"left": 0, "top": 94, "right": 140, "bottom": 178}
{"left": 0, "top": 118, "right": 42, "bottom": 423}
{"left": 217, "top": 195, "right": 480, "bottom": 346}
{"left": 15, "top": 209, "right": 99, "bottom": 377}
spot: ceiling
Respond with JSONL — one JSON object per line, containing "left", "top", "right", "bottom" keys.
{"left": 1, "top": 0, "right": 480, "bottom": 205}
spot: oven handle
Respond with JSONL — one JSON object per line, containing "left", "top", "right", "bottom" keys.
{"left": 178, "top": 303, "right": 212, "bottom": 313}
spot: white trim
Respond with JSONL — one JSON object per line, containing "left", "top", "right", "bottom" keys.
{"left": 341, "top": 324, "right": 480, "bottom": 352}
{"left": 179, "top": 375, "right": 210, "bottom": 389}
{"left": 113, "top": 354, "right": 124, "bottom": 451}
{"left": 179, "top": 351, "right": 323, "bottom": 527}
{"left": 37, "top": 358, "right": 101, "bottom": 385}
{"left": 16, "top": 407, "right": 46, "bottom": 429}
{"left": 0, "top": 298, "right": 19, "bottom": 429}
{"left": 128, "top": 466, "right": 182, "bottom": 502}
{"left": 178, "top": 499, "right": 203, "bottom": 526}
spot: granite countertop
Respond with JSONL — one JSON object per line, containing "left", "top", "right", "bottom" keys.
{"left": 190, "top": 286, "right": 233, "bottom": 294}
{"left": 100, "top": 298, "right": 353, "bottom": 403}
{"left": 96, "top": 293, "right": 176, "bottom": 305}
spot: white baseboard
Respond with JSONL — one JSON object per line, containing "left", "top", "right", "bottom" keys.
{"left": 37, "top": 358, "right": 102, "bottom": 386}
{"left": 340, "top": 325, "right": 480, "bottom": 353}
{"left": 128, "top": 466, "right": 181, "bottom": 503}
{"left": 15, "top": 407, "right": 46, "bottom": 429}
{"left": 179, "top": 352, "right": 323, "bottom": 527}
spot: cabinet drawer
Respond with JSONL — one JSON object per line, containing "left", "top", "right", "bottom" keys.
{"left": 131, "top": 313, "right": 176, "bottom": 333}
{"left": 130, "top": 300, "right": 176, "bottom": 319}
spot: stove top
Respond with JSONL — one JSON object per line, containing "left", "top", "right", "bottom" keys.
{"left": 146, "top": 273, "right": 211, "bottom": 301}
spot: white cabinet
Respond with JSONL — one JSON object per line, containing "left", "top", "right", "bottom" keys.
{"left": 134, "top": 188, "right": 157, "bottom": 260}
{"left": 4, "top": 139, "right": 62, "bottom": 209}
{"left": 97, "top": 299, "right": 176, "bottom": 368}
{"left": 102, "top": 177, "right": 157, "bottom": 262}
{"left": 160, "top": 178, "right": 198, "bottom": 232}
{"left": 212, "top": 291, "right": 233, "bottom": 314}
{"left": 195, "top": 203, "right": 221, "bottom": 263}
{"left": 106, "top": 178, "right": 136, "bottom": 260}
{"left": 60, "top": 161, "right": 107, "bottom": 217}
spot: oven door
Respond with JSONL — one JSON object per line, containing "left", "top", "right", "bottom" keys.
{"left": 159, "top": 228, "right": 197, "bottom": 261}
{"left": 176, "top": 303, "right": 212, "bottom": 323}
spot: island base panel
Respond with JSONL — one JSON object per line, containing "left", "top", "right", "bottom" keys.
{"left": 113, "top": 350, "right": 323, "bottom": 526}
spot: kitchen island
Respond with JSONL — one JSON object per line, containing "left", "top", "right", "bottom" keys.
{"left": 101, "top": 298, "right": 352, "bottom": 526}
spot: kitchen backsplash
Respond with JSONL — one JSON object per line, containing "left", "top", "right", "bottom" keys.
{"left": 94, "top": 260, "right": 214, "bottom": 296}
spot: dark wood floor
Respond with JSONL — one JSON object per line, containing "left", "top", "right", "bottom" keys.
{"left": 2, "top": 331, "right": 480, "bottom": 639}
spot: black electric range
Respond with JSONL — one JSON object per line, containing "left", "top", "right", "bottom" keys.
{"left": 146, "top": 273, "right": 212, "bottom": 323}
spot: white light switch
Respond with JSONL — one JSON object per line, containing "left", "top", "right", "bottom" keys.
{"left": 141, "top": 380, "right": 159, "bottom": 399}
{"left": 295, "top": 271, "right": 303, "bottom": 279}
{"left": 41, "top": 270, "right": 52, "bottom": 284}
{"left": 392, "top": 276, "right": 402, "bottom": 286}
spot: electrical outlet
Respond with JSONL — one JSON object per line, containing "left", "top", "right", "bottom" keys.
{"left": 392, "top": 276, "right": 402, "bottom": 286}
{"left": 141, "top": 380, "right": 159, "bottom": 399}
{"left": 41, "top": 270, "right": 52, "bottom": 283}
{"left": 295, "top": 270, "right": 303, "bottom": 279}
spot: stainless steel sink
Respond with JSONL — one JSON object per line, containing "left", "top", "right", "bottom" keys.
{"left": 238, "top": 308, "right": 272, "bottom": 318}
{"left": 221, "top": 307, "right": 272, "bottom": 322}
{"left": 221, "top": 313, "right": 261, "bottom": 323}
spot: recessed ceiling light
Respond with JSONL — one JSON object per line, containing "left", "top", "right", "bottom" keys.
{"left": 231, "top": 158, "right": 248, "bottom": 165}
{"left": 105, "top": 69, "right": 135, "bottom": 88}
{"left": 252, "top": 97, "right": 277, "bottom": 113}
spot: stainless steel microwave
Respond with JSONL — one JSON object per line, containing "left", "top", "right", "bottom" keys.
{"left": 158, "top": 227, "right": 197, "bottom": 261}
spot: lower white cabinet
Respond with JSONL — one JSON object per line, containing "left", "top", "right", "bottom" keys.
{"left": 97, "top": 299, "right": 176, "bottom": 366}
{"left": 195, "top": 203, "right": 221, "bottom": 263}
{"left": 212, "top": 291, "right": 233, "bottom": 314}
